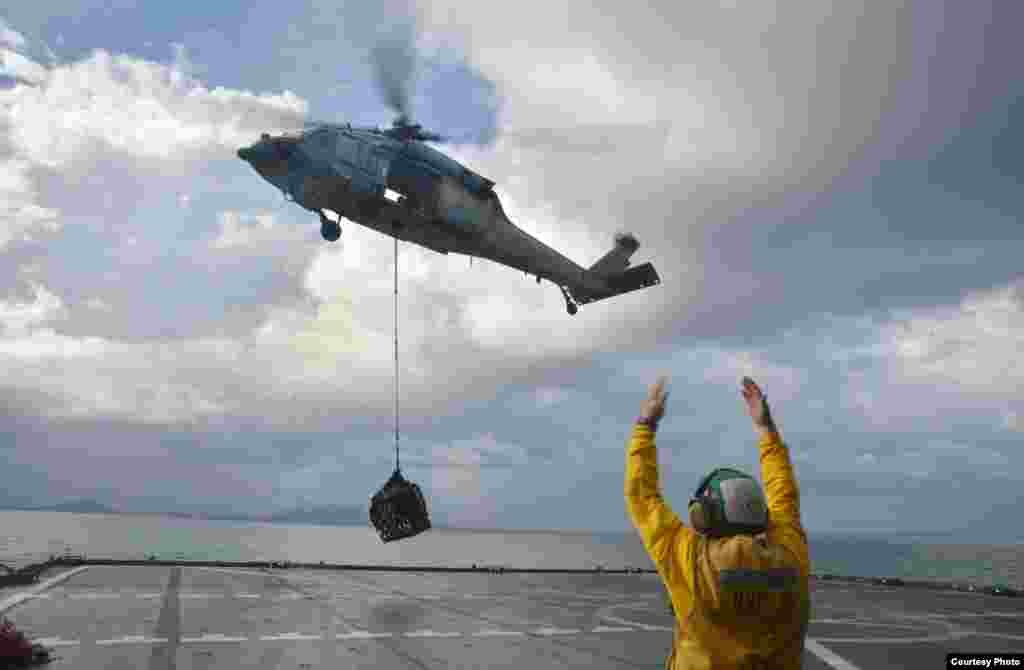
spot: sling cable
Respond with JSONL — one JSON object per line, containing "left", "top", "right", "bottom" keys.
{"left": 369, "top": 236, "right": 431, "bottom": 542}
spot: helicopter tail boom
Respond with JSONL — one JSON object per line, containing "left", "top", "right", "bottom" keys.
{"left": 569, "top": 262, "right": 661, "bottom": 306}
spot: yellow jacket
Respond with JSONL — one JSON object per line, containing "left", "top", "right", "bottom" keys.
{"left": 625, "top": 424, "right": 810, "bottom": 670}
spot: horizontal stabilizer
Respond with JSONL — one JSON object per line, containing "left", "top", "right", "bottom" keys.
{"left": 572, "top": 262, "right": 660, "bottom": 305}
{"left": 588, "top": 233, "right": 640, "bottom": 277}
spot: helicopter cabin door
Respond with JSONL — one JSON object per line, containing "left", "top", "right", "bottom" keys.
{"left": 370, "top": 147, "right": 390, "bottom": 194}
{"left": 350, "top": 141, "right": 387, "bottom": 195}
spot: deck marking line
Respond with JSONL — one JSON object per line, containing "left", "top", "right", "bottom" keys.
{"left": 965, "top": 632, "right": 1024, "bottom": 640}
{"left": 592, "top": 626, "right": 634, "bottom": 633}
{"left": 97, "top": 637, "right": 167, "bottom": 646}
{"left": 472, "top": 630, "right": 525, "bottom": 637}
{"left": 36, "top": 638, "right": 81, "bottom": 647}
{"left": 404, "top": 630, "right": 462, "bottom": 638}
{"left": 182, "top": 634, "right": 248, "bottom": 643}
{"left": 69, "top": 592, "right": 120, "bottom": 599}
{"left": 258, "top": 632, "right": 320, "bottom": 641}
{"left": 812, "top": 631, "right": 972, "bottom": 645}
{"left": 0, "top": 566, "right": 90, "bottom": 614}
{"left": 121, "top": 636, "right": 168, "bottom": 643}
{"left": 148, "top": 566, "right": 182, "bottom": 670}
{"left": 338, "top": 631, "right": 393, "bottom": 639}
{"left": 806, "top": 639, "right": 865, "bottom": 670}
{"left": 534, "top": 627, "right": 582, "bottom": 636}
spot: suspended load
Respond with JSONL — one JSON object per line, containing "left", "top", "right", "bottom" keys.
{"left": 369, "top": 467, "right": 431, "bottom": 542}
{"left": 368, "top": 236, "right": 431, "bottom": 543}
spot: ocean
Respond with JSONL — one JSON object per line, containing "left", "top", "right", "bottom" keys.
{"left": 0, "top": 511, "right": 1020, "bottom": 589}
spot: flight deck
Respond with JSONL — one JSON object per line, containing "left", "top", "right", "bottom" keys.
{"left": 1, "top": 562, "right": 1021, "bottom": 669}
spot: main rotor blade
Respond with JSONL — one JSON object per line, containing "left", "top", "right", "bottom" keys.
{"left": 371, "top": 38, "right": 416, "bottom": 121}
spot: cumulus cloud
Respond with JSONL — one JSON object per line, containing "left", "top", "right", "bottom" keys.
{"left": 837, "top": 279, "right": 1024, "bottom": 429}
{"left": 0, "top": 36, "right": 308, "bottom": 258}
{"left": 0, "top": 48, "right": 47, "bottom": 85}
{"left": 5, "top": 49, "right": 306, "bottom": 169}
{"left": 415, "top": 0, "right": 914, "bottom": 183}
{"left": 0, "top": 282, "right": 66, "bottom": 334}
{"left": 208, "top": 209, "right": 309, "bottom": 251}
{"left": 0, "top": 153, "right": 60, "bottom": 250}
{"left": 882, "top": 281, "right": 1023, "bottom": 389}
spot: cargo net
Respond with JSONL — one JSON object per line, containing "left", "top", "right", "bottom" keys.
{"left": 369, "top": 468, "right": 431, "bottom": 543}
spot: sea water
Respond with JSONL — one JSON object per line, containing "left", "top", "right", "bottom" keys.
{"left": 0, "top": 511, "right": 1019, "bottom": 589}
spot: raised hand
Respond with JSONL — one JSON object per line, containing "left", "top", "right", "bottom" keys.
{"left": 639, "top": 376, "right": 670, "bottom": 427}
{"left": 741, "top": 377, "right": 775, "bottom": 430}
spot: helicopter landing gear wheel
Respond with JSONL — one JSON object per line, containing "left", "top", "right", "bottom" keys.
{"left": 567, "top": 302, "right": 578, "bottom": 315}
{"left": 319, "top": 211, "right": 341, "bottom": 242}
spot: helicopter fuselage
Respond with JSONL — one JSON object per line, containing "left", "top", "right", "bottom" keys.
{"left": 237, "top": 123, "right": 661, "bottom": 313}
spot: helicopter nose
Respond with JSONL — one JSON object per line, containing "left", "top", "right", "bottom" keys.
{"left": 238, "top": 146, "right": 254, "bottom": 161}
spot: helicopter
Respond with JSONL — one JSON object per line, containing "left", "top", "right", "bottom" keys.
{"left": 237, "top": 56, "right": 660, "bottom": 315}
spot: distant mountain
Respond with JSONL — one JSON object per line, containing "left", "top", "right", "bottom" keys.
{"left": 127, "top": 504, "right": 368, "bottom": 527}
{"left": 0, "top": 500, "right": 370, "bottom": 528}
{"left": 1, "top": 499, "right": 119, "bottom": 514}
{"left": 51, "top": 500, "right": 118, "bottom": 514}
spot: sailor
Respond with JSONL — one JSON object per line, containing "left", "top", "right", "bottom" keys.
{"left": 626, "top": 377, "right": 810, "bottom": 669}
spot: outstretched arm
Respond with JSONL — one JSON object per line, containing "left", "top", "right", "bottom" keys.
{"left": 742, "top": 378, "right": 809, "bottom": 576}
{"left": 624, "top": 378, "right": 694, "bottom": 587}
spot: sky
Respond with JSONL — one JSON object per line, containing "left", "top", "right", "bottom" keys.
{"left": 0, "top": 1, "right": 1021, "bottom": 541}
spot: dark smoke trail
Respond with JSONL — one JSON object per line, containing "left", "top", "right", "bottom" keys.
{"left": 370, "top": 30, "right": 417, "bottom": 121}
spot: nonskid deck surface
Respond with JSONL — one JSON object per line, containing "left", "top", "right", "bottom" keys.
{"left": 1, "top": 565, "right": 1021, "bottom": 669}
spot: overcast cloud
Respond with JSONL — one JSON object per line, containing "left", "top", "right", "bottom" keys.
{"left": 0, "top": 2, "right": 1021, "bottom": 539}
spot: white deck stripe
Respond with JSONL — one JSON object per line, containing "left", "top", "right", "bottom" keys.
{"left": 97, "top": 637, "right": 170, "bottom": 646}
{"left": 35, "top": 638, "right": 82, "bottom": 647}
{"left": 118, "top": 636, "right": 167, "bottom": 643}
{"left": 404, "top": 630, "right": 462, "bottom": 638}
{"left": 966, "top": 632, "right": 1024, "bottom": 640}
{"left": 258, "top": 633, "right": 321, "bottom": 641}
{"left": 182, "top": 634, "right": 249, "bottom": 642}
{"left": 533, "top": 627, "right": 582, "bottom": 636}
{"left": 0, "top": 566, "right": 90, "bottom": 614}
{"left": 599, "top": 613, "right": 674, "bottom": 632}
{"left": 68, "top": 593, "right": 121, "bottom": 599}
{"left": 805, "top": 639, "right": 865, "bottom": 670}
{"left": 472, "top": 630, "right": 525, "bottom": 637}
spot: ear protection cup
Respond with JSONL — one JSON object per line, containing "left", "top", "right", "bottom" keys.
{"left": 689, "top": 468, "right": 767, "bottom": 537}
{"left": 688, "top": 498, "right": 711, "bottom": 533}
{"left": 688, "top": 469, "right": 723, "bottom": 535}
